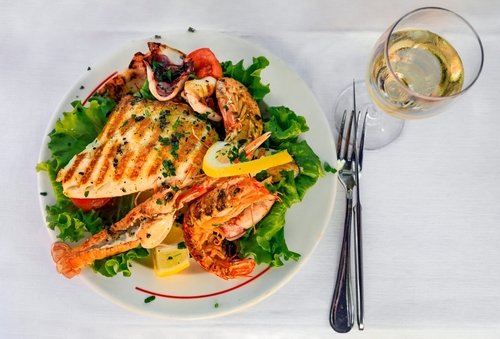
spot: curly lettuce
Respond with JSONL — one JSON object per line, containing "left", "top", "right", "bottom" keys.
{"left": 221, "top": 56, "right": 271, "bottom": 101}
{"left": 92, "top": 247, "right": 149, "bottom": 277}
{"left": 264, "top": 106, "right": 309, "bottom": 144}
{"left": 48, "top": 97, "right": 114, "bottom": 169}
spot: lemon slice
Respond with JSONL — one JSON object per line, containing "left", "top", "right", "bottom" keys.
{"left": 152, "top": 244, "right": 190, "bottom": 277}
{"left": 202, "top": 141, "right": 294, "bottom": 178}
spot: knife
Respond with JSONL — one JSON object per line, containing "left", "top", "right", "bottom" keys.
{"left": 352, "top": 80, "right": 365, "bottom": 330}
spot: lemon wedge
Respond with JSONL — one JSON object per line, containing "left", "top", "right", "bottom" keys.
{"left": 152, "top": 243, "right": 190, "bottom": 277}
{"left": 202, "top": 141, "right": 294, "bottom": 178}
{"left": 162, "top": 223, "right": 184, "bottom": 244}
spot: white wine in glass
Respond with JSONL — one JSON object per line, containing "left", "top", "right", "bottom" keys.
{"left": 334, "top": 7, "right": 484, "bottom": 149}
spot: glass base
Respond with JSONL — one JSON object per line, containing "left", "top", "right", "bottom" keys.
{"left": 332, "top": 81, "right": 404, "bottom": 150}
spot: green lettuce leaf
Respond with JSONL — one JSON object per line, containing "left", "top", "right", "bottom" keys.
{"left": 137, "top": 80, "right": 156, "bottom": 100}
{"left": 92, "top": 247, "right": 150, "bottom": 277}
{"left": 264, "top": 106, "right": 309, "bottom": 144}
{"left": 48, "top": 97, "right": 115, "bottom": 169}
{"left": 37, "top": 158, "right": 104, "bottom": 243}
{"left": 278, "top": 140, "right": 325, "bottom": 200}
{"left": 221, "top": 56, "right": 271, "bottom": 101}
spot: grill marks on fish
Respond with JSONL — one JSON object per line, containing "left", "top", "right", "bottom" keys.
{"left": 128, "top": 127, "right": 162, "bottom": 181}
{"left": 57, "top": 96, "right": 218, "bottom": 198}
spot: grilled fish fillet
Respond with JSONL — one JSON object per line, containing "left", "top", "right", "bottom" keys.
{"left": 57, "top": 95, "right": 218, "bottom": 198}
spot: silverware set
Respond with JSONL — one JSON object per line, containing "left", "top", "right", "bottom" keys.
{"left": 330, "top": 82, "right": 367, "bottom": 333}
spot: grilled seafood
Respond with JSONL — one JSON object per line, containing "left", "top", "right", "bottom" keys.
{"left": 96, "top": 52, "right": 147, "bottom": 101}
{"left": 50, "top": 42, "right": 288, "bottom": 280}
{"left": 144, "top": 43, "right": 192, "bottom": 101}
{"left": 183, "top": 176, "right": 276, "bottom": 279}
{"left": 52, "top": 177, "right": 226, "bottom": 278}
{"left": 57, "top": 96, "right": 217, "bottom": 198}
{"left": 97, "top": 42, "right": 192, "bottom": 102}
{"left": 216, "top": 77, "right": 263, "bottom": 144}
{"left": 181, "top": 76, "right": 221, "bottom": 121}
{"left": 51, "top": 189, "right": 174, "bottom": 278}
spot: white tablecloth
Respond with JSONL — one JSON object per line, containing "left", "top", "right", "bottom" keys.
{"left": 2, "top": 0, "right": 500, "bottom": 338}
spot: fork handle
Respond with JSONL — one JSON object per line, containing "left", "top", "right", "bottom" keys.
{"left": 329, "top": 192, "right": 354, "bottom": 333}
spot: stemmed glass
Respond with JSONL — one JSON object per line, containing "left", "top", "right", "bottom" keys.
{"left": 333, "top": 7, "right": 484, "bottom": 149}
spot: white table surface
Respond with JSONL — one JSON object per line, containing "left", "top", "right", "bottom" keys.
{"left": 2, "top": 0, "right": 500, "bottom": 338}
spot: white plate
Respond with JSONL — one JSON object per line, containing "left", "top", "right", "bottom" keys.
{"left": 37, "top": 31, "right": 337, "bottom": 319}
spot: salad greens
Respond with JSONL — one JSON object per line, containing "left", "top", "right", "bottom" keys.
{"left": 264, "top": 106, "right": 309, "bottom": 144}
{"left": 38, "top": 52, "right": 326, "bottom": 277}
{"left": 221, "top": 56, "right": 271, "bottom": 101}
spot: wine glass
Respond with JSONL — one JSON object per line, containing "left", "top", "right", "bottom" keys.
{"left": 333, "top": 7, "right": 484, "bottom": 149}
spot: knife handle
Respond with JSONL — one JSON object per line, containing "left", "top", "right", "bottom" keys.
{"left": 353, "top": 201, "right": 364, "bottom": 330}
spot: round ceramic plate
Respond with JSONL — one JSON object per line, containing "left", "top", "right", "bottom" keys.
{"left": 37, "top": 30, "right": 337, "bottom": 319}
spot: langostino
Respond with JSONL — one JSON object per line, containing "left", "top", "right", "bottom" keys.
{"left": 183, "top": 176, "right": 277, "bottom": 279}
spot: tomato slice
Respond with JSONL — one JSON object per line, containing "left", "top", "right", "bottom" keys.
{"left": 186, "top": 48, "right": 223, "bottom": 79}
{"left": 70, "top": 197, "right": 112, "bottom": 211}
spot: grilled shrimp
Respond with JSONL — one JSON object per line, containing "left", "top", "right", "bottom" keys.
{"left": 182, "top": 176, "right": 276, "bottom": 279}
{"left": 216, "top": 77, "right": 263, "bottom": 144}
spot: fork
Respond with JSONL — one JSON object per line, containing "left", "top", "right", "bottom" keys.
{"left": 329, "top": 108, "right": 357, "bottom": 333}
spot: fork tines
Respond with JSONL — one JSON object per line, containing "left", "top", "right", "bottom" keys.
{"left": 337, "top": 109, "right": 366, "bottom": 164}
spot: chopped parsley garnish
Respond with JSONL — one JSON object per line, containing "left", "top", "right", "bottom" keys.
{"left": 172, "top": 117, "right": 181, "bottom": 130}
{"left": 162, "top": 160, "right": 176, "bottom": 177}
{"left": 40, "top": 192, "right": 48, "bottom": 196}
{"left": 144, "top": 295, "right": 156, "bottom": 303}
{"left": 255, "top": 170, "right": 269, "bottom": 181}
{"left": 177, "top": 242, "right": 186, "bottom": 249}
{"left": 158, "top": 136, "right": 170, "bottom": 145}
{"left": 238, "top": 152, "right": 249, "bottom": 163}
{"left": 158, "top": 135, "right": 180, "bottom": 159}
{"left": 214, "top": 302, "right": 219, "bottom": 308}
{"left": 324, "top": 162, "right": 337, "bottom": 174}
